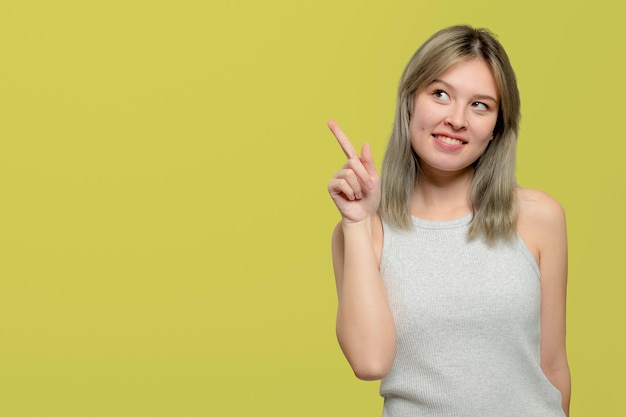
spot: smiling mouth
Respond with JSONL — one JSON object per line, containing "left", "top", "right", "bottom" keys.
{"left": 434, "top": 135, "right": 466, "bottom": 145}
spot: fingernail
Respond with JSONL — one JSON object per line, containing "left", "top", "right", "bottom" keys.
{"left": 367, "top": 180, "right": 374, "bottom": 190}
{"left": 357, "top": 192, "right": 363, "bottom": 199}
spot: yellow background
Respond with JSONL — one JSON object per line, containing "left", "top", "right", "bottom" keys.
{"left": 1, "top": 1, "right": 623, "bottom": 416}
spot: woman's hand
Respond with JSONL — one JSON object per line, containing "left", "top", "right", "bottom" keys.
{"left": 327, "top": 120, "right": 381, "bottom": 223}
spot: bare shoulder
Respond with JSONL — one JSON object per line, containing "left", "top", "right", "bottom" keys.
{"left": 516, "top": 187, "right": 567, "bottom": 265}
{"left": 517, "top": 187, "right": 566, "bottom": 226}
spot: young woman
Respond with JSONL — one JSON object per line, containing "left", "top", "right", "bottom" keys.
{"left": 327, "top": 26, "right": 570, "bottom": 417}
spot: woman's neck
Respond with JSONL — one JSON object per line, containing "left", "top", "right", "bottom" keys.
{"left": 410, "top": 166, "right": 474, "bottom": 220}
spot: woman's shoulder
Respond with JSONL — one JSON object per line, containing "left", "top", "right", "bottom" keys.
{"left": 516, "top": 187, "right": 566, "bottom": 263}
{"left": 516, "top": 187, "right": 565, "bottom": 223}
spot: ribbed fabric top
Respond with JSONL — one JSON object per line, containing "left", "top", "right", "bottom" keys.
{"left": 379, "top": 214, "right": 564, "bottom": 417}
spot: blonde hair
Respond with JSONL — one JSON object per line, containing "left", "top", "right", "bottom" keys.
{"left": 380, "top": 25, "right": 521, "bottom": 243}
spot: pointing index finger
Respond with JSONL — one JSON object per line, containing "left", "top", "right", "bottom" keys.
{"left": 328, "top": 120, "right": 357, "bottom": 159}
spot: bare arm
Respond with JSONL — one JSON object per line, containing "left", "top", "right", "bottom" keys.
{"left": 327, "top": 120, "right": 396, "bottom": 380}
{"left": 518, "top": 189, "right": 571, "bottom": 416}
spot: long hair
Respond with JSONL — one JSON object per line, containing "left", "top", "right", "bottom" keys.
{"left": 380, "top": 25, "right": 521, "bottom": 243}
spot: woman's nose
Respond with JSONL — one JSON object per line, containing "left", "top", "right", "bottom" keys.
{"left": 444, "top": 104, "right": 467, "bottom": 130}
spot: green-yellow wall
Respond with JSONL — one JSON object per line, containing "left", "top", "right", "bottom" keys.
{"left": 1, "top": 1, "right": 623, "bottom": 415}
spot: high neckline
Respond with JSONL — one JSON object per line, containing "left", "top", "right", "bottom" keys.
{"left": 410, "top": 212, "right": 473, "bottom": 229}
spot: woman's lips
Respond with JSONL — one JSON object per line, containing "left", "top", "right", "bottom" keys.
{"left": 433, "top": 134, "right": 466, "bottom": 145}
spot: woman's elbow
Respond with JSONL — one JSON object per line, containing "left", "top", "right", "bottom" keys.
{"left": 349, "top": 356, "right": 394, "bottom": 381}
{"left": 353, "top": 367, "right": 390, "bottom": 381}
{"left": 337, "top": 325, "right": 397, "bottom": 380}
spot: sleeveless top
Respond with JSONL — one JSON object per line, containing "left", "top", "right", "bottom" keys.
{"left": 379, "top": 214, "right": 564, "bottom": 417}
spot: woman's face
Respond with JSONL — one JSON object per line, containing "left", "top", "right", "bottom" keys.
{"left": 409, "top": 58, "right": 499, "bottom": 176}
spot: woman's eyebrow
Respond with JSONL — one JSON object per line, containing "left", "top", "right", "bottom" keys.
{"left": 430, "top": 79, "right": 498, "bottom": 103}
{"left": 472, "top": 94, "right": 499, "bottom": 104}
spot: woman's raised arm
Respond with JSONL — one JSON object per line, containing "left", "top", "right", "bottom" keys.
{"left": 327, "top": 120, "right": 396, "bottom": 380}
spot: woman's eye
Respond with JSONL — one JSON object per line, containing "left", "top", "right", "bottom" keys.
{"left": 433, "top": 90, "right": 449, "bottom": 101}
{"left": 472, "top": 101, "right": 489, "bottom": 111}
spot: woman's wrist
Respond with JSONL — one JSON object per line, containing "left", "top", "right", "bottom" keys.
{"left": 341, "top": 215, "right": 375, "bottom": 237}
